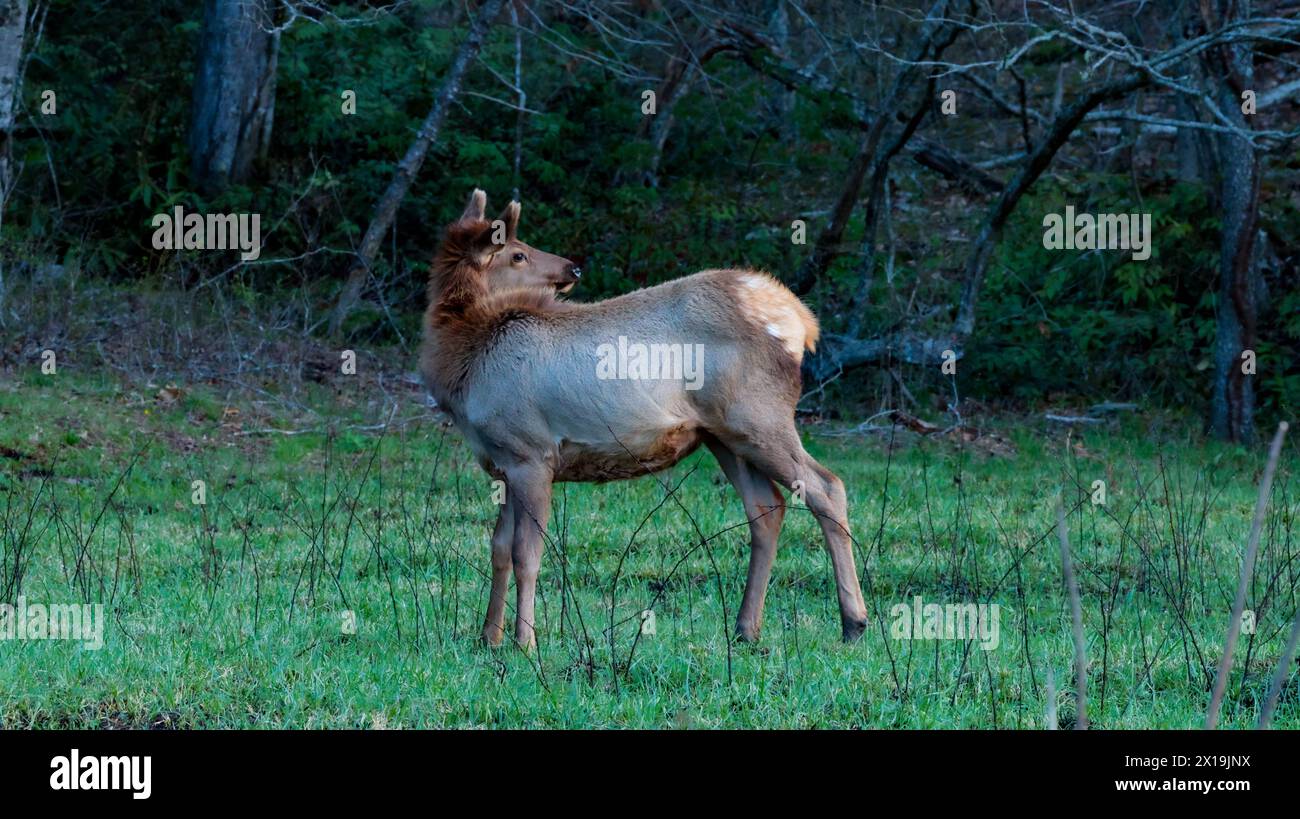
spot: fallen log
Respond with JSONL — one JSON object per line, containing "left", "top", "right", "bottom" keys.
{"left": 1045, "top": 413, "right": 1105, "bottom": 424}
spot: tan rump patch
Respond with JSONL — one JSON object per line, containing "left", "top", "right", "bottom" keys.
{"left": 735, "top": 273, "right": 819, "bottom": 361}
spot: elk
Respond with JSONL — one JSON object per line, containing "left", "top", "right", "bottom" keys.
{"left": 421, "top": 190, "right": 869, "bottom": 649}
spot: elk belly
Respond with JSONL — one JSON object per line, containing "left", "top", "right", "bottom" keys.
{"left": 554, "top": 423, "right": 701, "bottom": 482}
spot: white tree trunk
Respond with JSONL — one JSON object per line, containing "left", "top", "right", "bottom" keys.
{"left": 189, "top": 0, "right": 277, "bottom": 193}
{"left": 0, "top": 0, "right": 30, "bottom": 320}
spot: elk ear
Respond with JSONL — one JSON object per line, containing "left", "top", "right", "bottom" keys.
{"left": 495, "top": 201, "right": 520, "bottom": 243}
{"left": 459, "top": 189, "right": 487, "bottom": 223}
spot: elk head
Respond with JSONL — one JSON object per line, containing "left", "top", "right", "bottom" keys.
{"left": 455, "top": 189, "right": 581, "bottom": 294}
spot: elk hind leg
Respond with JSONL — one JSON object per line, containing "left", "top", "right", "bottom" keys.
{"left": 705, "top": 436, "right": 786, "bottom": 642}
{"left": 719, "top": 425, "right": 869, "bottom": 641}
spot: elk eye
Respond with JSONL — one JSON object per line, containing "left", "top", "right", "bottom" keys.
{"left": 512, "top": 252, "right": 527, "bottom": 263}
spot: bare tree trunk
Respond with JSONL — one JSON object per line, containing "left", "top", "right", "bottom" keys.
{"left": 641, "top": 46, "right": 695, "bottom": 189}
{"left": 329, "top": 0, "right": 506, "bottom": 339}
{"left": 846, "top": 78, "right": 936, "bottom": 336}
{"left": 510, "top": 0, "right": 523, "bottom": 200}
{"left": 1206, "top": 2, "right": 1261, "bottom": 443}
{"left": 766, "top": 0, "right": 794, "bottom": 143}
{"left": 790, "top": 124, "right": 883, "bottom": 295}
{"left": 189, "top": 0, "right": 278, "bottom": 194}
{"left": 0, "top": 0, "right": 26, "bottom": 199}
{"left": 618, "top": 33, "right": 739, "bottom": 189}
{"left": 952, "top": 75, "right": 1148, "bottom": 338}
{"left": 790, "top": 0, "right": 954, "bottom": 295}
{"left": 1174, "top": 16, "right": 1218, "bottom": 203}
{"left": 0, "top": 0, "right": 29, "bottom": 320}
{"left": 1175, "top": 94, "right": 1216, "bottom": 184}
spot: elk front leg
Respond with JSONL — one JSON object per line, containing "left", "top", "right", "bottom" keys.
{"left": 507, "top": 465, "right": 553, "bottom": 651}
{"left": 481, "top": 495, "right": 515, "bottom": 647}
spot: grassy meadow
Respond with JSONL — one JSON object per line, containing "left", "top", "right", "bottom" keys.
{"left": 1, "top": 358, "right": 1297, "bottom": 729}
{"left": 2, "top": 0, "right": 1299, "bottom": 738}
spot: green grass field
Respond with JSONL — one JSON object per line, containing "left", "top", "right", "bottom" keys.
{"left": 1, "top": 368, "right": 1297, "bottom": 729}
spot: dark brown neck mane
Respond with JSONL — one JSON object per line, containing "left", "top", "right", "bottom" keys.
{"left": 423, "top": 219, "right": 567, "bottom": 401}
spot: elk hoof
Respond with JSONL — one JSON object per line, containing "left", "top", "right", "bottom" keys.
{"left": 734, "top": 623, "right": 762, "bottom": 643}
{"left": 480, "top": 627, "right": 506, "bottom": 648}
{"left": 841, "top": 617, "right": 868, "bottom": 642}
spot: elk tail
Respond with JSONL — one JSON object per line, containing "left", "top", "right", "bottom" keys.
{"left": 734, "top": 271, "right": 820, "bottom": 362}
